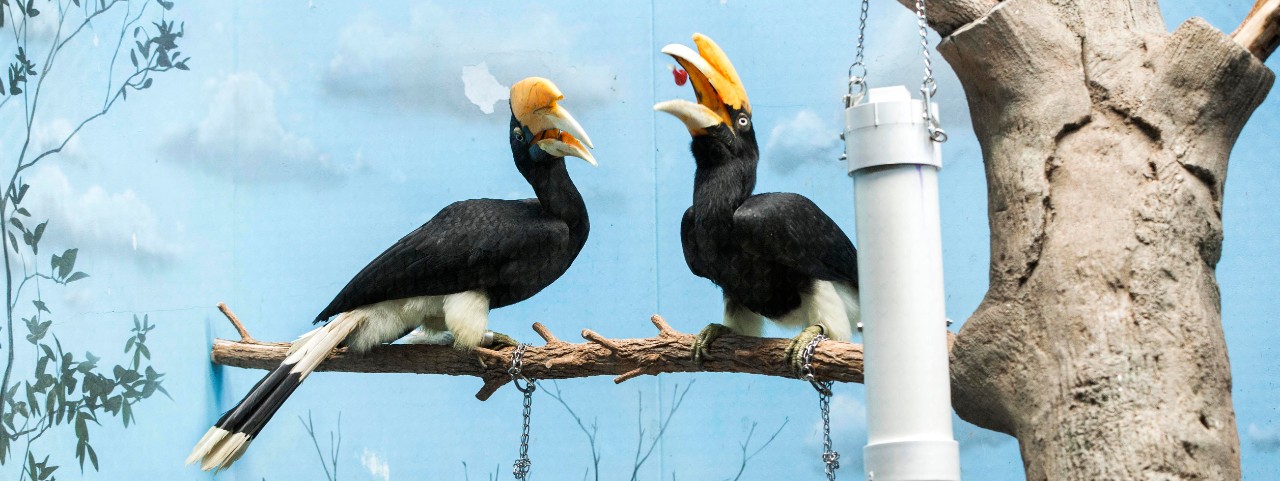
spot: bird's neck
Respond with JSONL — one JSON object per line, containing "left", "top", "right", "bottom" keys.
{"left": 692, "top": 159, "right": 756, "bottom": 222}
{"left": 523, "top": 158, "right": 589, "bottom": 242}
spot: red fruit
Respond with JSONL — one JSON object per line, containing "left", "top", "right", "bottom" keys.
{"left": 672, "top": 68, "right": 688, "bottom": 86}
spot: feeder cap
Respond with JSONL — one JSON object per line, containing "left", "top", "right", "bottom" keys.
{"left": 844, "top": 86, "right": 942, "bottom": 173}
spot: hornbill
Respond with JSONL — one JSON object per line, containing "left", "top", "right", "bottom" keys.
{"left": 654, "top": 34, "right": 860, "bottom": 374}
{"left": 187, "top": 77, "right": 597, "bottom": 472}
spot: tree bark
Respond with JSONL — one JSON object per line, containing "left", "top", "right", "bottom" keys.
{"left": 900, "top": 0, "right": 1274, "bottom": 479}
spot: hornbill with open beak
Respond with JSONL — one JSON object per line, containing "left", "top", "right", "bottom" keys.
{"left": 187, "top": 77, "right": 597, "bottom": 472}
{"left": 654, "top": 34, "right": 860, "bottom": 373}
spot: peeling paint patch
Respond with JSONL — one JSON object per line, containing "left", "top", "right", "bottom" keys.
{"left": 461, "top": 62, "right": 509, "bottom": 114}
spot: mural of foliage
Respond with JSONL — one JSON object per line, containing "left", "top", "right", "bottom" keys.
{"left": 0, "top": 0, "right": 191, "bottom": 478}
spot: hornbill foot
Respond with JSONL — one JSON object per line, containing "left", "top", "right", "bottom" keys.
{"left": 691, "top": 323, "right": 734, "bottom": 366}
{"left": 786, "top": 325, "right": 826, "bottom": 377}
{"left": 481, "top": 330, "right": 520, "bottom": 349}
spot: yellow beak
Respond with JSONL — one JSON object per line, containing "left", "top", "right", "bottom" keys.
{"left": 653, "top": 33, "right": 750, "bottom": 135}
{"left": 510, "top": 77, "right": 597, "bottom": 166}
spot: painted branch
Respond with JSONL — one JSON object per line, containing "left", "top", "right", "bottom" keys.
{"left": 209, "top": 313, "right": 866, "bottom": 402}
{"left": 1234, "top": 0, "right": 1280, "bottom": 60}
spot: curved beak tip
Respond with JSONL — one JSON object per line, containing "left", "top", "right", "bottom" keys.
{"left": 576, "top": 148, "right": 599, "bottom": 167}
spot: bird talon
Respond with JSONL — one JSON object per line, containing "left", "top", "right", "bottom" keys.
{"left": 786, "top": 325, "right": 826, "bottom": 377}
{"left": 691, "top": 323, "right": 732, "bottom": 366}
{"left": 483, "top": 331, "right": 520, "bottom": 349}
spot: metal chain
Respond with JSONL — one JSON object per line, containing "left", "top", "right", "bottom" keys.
{"left": 915, "top": 0, "right": 948, "bottom": 143}
{"left": 844, "top": 0, "right": 871, "bottom": 107}
{"left": 801, "top": 334, "right": 839, "bottom": 480}
{"left": 508, "top": 343, "right": 536, "bottom": 480}
{"left": 819, "top": 384, "right": 839, "bottom": 481}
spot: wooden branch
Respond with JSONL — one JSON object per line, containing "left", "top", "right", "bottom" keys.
{"left": 217, "top": 302, "right": 256, "bottom": 343}
{"left": 209, "top": 307, "right": 865, "bottom": 402}
{"left": 1234, "top": 0, "right": 1280, "bottom": 60}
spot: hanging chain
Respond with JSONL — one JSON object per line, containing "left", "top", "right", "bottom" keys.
{"left": 802, "top": 334, "right": 839, "bottom": 480}
{"left": 509, "top": 343, "right": 536, "bottom": 480}
{"left": 914, "top": 0, "right": 948, "bottom": 143}
{"left": 844, "top": 0, "right": 871, "bottom": 107}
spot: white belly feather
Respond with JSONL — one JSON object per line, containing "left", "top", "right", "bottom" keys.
{"left": 737, "top": 280, "right": 860, "bottom": 342}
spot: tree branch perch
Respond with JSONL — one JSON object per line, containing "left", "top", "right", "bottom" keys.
{"left": 208, "top": 305, "right": 865, "bottom": 401}
{"left": 1234, "top": 0, "right": 1280, "bottom": 60}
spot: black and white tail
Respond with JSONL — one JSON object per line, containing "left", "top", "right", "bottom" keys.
{"left": 187, "top": 312, "right": 362, "bottom": 472}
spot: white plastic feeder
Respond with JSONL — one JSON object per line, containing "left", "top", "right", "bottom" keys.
{"left": 845, "top": 86, "right": 960, "bottom": 481}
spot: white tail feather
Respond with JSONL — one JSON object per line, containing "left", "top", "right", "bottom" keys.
{"left": 203, "top": 432, "right": 251, "bottom": 472}
{"left": 191, "top": 312, "right": 363, "bottom": 472}
{"left": 186, "top": 427, "right": 228, "bottom": 465}
{"left": 286, "top": 325, "right": 325, "bottom": 356}
{"left": 293, "top": 313, "right": 363, "bottom": 379}
{"left": 189, "top": 293, "right": 487, "bottom": 472}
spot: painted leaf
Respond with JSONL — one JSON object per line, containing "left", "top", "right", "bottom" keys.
{"left": 59, "top": 248, "right": 77, "bottom": 279}
{"left": 87, "top": 442, "right": 99, "bottom": 468}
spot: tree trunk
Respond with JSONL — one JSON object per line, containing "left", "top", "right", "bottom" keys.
{"left": 903, "top": 0, "right": 1274, "bottom": 479}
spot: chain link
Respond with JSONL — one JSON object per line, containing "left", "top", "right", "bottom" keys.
{"left": 801, "top": 334, "right": 839, "bottom": 480}
{"left": 819, "top": 387, "right": 839, "bottom": 480}
{"left": 509, "top": 343, "right": 536, "bottom": 480}
{"left": 844, "top": 0, "right": 871, "bottom": 107}
{"left": 915, "top": 0, "right": 948, "bottom": 143}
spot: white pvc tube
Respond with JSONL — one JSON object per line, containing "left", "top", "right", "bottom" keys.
{"left": 845, "top": 86, "right": 960, "bottom": 481}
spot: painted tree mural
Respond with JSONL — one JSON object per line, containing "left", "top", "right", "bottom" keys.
{"left": 0, "top": 0, "right": 189, "bottom": 477}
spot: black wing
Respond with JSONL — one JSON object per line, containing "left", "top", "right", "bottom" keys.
{"left": 680, "top": 206, "right": 713, "bottom": 279}
{"left": 732, "top": 193, "right": 858, "bottom": 284}
{"left": 315, "top": 198, "right": 570, "bottom": 322}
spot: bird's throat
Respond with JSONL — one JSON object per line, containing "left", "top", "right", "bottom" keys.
{"left": 692, "top": 161, "right": 755, "bottom": 220}
{"left": 525, "top": 159, "right": 589, "bottom": 241}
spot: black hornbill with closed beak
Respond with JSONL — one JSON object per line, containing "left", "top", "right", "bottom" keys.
{"left": 654, "top": 34, "right": 860, "bottom": 373}
{"left": 188, "top": 77, "right": 597, "bottom": 472}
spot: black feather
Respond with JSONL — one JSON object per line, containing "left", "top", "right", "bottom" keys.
{"left": 194, "top": 111, "right": 592, "bottom": 469}
{"left": 315, "top": 114, "right": 590, "bottom": 322}
{"left": 213, "top": 362, "right": 296, "bottom": 436}
{"left": 681, "top": 117, "right": 858, "bottom": 319}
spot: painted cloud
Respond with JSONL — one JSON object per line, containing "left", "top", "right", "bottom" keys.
{"left": 763, "top": 110, "right": 843, "bottom": 175}
{"left": 25, "top": 165, "right": 180, "bottom": 265}
{"left": 162, "top": 72, "right": 361, "bottom": 184}
{"left": 1248, "top": 423, "right": 1280, "bottom": 453}
{"left": 323, "top": 2, "right": 618, "bottom": 117}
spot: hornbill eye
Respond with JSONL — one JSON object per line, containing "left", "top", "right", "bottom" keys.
{"left": 736, "top": 115, "right": 750, "bottom": 129}
{"left": 512, "top": 127, "right": 525, "bottom": 143}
